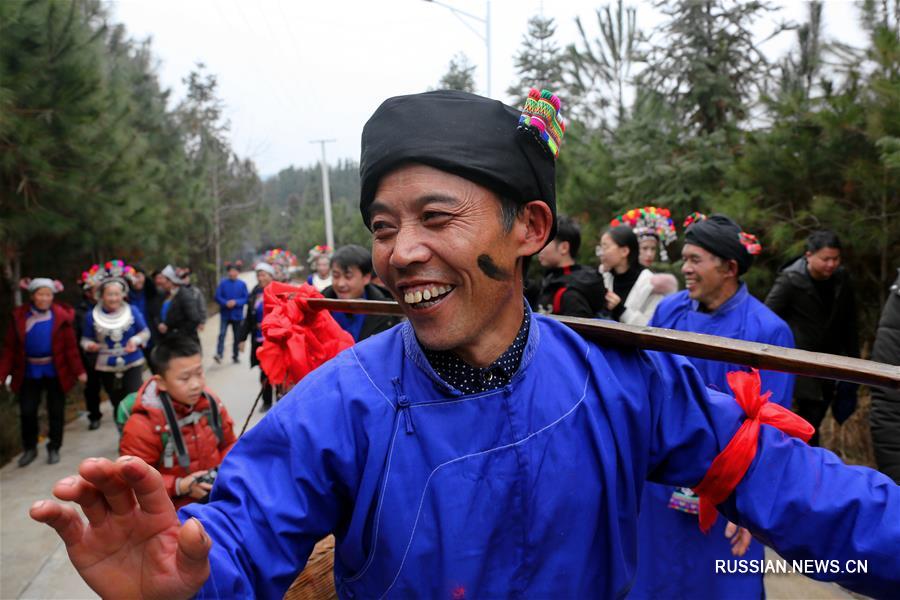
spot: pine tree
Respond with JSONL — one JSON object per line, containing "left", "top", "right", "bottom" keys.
{"left": 564, "top": 0, "right": 641, "bottom": 129}
{"left": 435, "top": 53, "right": 477, "bottom": 93}
{"left": 639, "top": 0, "right": 787, "bottom": 135}
{"left": 507, "top": 15, "right": 564, "bottom": 108}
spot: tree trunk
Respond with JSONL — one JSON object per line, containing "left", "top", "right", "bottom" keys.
{"left": 2, "top": 243, "right": 23, "bottom": 307}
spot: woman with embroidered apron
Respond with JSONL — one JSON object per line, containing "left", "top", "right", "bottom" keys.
{"left": 80, "top": 261, "right": 150, "bottom": 426}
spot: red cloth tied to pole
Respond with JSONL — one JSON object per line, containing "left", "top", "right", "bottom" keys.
{"left": 256, "top": 282, "right": 354, "bottom": 388}
{"left": 692, "top": 369, "right": 815, "bottom": 533}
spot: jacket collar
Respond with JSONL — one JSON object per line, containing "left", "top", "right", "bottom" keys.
{"left": 690, "top": 281, "right": 749, "bottom": 315}
{"left": 401, "top": 298, "right": 541, "bottom": 395}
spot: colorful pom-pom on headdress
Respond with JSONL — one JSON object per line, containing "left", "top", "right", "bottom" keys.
{"left": 265, "top": 248, "right": 298, "bottom": 268}
{"left": 739, "top": 231, "right": 762, "bottom": 255}
{"left": 81, "top": 260, "right": 134, "bottom": 291}
{"left": 682, "top": 212, "right": 707, "bottom": 230}
{"left": 610, "top": 206, "right": 678, "bottom": 262}
{"left": 517, "top": 88, "right": 566, "bottom": 159}
{"left": 307, "top": 244, "right": 333, "bottom": 265}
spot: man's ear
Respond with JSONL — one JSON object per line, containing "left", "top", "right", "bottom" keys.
{"left": 517, "top": 201, "right": 554, "bottom": 258}
{"left": 153, "top": 373, "right": 166, "bottom": 393}
{"left": 726, "top": 259, "right": 740, "bottom": 279}
{"left": 362, "top": 272, "right": 372, "bottom": 286}
{"left": 558, "top": 240, "right": 570, "bottom": 257}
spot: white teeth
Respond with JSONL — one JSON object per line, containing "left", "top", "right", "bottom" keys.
{"left": 403, "top": 285, "right": 454, "bottom": 305}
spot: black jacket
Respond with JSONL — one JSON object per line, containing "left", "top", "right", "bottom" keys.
{"left": 765, "top": 256, "right": 859, "bottom": 400}
{"left": 870, "top": 269, "right": 900, "bottom": 483}
{"left": 239, "top": 284, "right": 265, "bottom": 367}
{"left": 765, "top": 256, "right": 859, "bottom": 356}
{"left": 322, "top": 283, "right": 400, "bottom": 341}
{"left": 163, "top": 287, "right": 205, "bottom": 342}
{"left": 536, "top": 264, "right": 607, "bottom": 319}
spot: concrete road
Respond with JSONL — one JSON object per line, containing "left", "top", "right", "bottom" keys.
{"left": 0, "top": 272, "right": 868, "bottom": 598}
{"left": 1, "top": 273, "right": 266, "bottom": 599}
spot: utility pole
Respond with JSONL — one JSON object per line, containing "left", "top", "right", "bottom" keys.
{"left": 310, "top": 139, "right": 336, "bottom": 250}
{"left": 423, "top": 0, "right": 492, "bottom": 97}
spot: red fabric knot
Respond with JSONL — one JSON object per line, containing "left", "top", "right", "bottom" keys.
{"left": 692, "top": 369, "right": 815, "bottom": 533}
{"left": 257, "top": 282, "right": 354, "bottom": 388}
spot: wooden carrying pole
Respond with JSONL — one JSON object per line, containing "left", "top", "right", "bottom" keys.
{"left": 304, "top": 297, "right": 900, "bottom": 390}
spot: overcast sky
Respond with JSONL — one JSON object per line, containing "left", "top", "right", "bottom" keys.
{"left": 109, "top": 0, "right": 867, "bottom": 177}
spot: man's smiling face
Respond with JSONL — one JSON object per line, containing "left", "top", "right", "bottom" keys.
{"left": 368, "top": 164, "right": 549, "bottom": 366}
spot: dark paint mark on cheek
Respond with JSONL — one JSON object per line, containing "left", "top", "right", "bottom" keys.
{"left": 477, "top": 254, "right": 509, "bottom": 281}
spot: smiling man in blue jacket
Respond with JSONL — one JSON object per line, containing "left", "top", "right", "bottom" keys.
{"left": 30, "top": 90, "right": 900, "bottom": 600}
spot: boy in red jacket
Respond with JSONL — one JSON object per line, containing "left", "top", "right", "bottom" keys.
{"left": 119, "top": 335, "right": 236, "bottom": 507}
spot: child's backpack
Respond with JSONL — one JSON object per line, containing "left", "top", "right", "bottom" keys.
{"left": 117, "top": 388, "right": 224, "bottom": 469}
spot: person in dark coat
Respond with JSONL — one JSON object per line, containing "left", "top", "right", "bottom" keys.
{"left": 144, "top": 270, "right": 166, "bottom": 371}
{"left": 535, "top": 215, "right": 606, "bottom": 318}
{"left": 158, "top": 265, "right": 205, "bottom": 344}
{"left": 74, "top": 277, "right": 102, "bottom": 429}
{"left": 765, "top": 230, "right": 860, "bottom": 445}
{"left": 0, "top": 278, "right": 86, "bottom": 466}
{"left": 238, "top": 262, "right": 276, "bottom": 412}
{"left": 128, "top": 265, "right": 159, "bottom": 369}
{"left": 176, "top": 267, "right": 208, "bottom": 332}
{"left": 322, "top": 244, "right": 400, "bottom": 342}
{"left": 870, "top": 268, "right": 900, "bottom": 483}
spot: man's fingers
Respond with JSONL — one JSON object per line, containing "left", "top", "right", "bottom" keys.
{"left": 79, "top": 458, "right": 137, "bottom": 516}
{"left": 117, "top": 456, "right": 177, "bottom": 516}
{"left": 30, "top": 500, "right": 85, "bottom": 547}
{"left": 724, "top": 521, "right": 737, "bottom": 538}
{"left": 176, "top": 518, "right": 211, "bottom": 591}
{"left": 52, "top": 476, "right": 110, "bottom": 526}
{"left": 731, "top": 528, "right": 752, "bottom": 557}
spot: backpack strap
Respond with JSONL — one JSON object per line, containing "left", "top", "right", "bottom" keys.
{"left": 159, "top": 392, "right": 191, "bottom": 470}
{"left": 202, "top": 390, "right": 224, "bottom": 444}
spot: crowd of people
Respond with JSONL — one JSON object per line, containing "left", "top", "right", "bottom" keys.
{"left": 1, "top": 262, "right": 210, "bottom": 466}
{"left": 9, "top": 87, "right": 900, "bottom": 598}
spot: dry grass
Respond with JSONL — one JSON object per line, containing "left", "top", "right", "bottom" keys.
{"left": 818, "top": 389, "right": 876, "bottom": 469}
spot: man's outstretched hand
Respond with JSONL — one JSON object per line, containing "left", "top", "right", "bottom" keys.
{"left": 30, "top": 456, "right": 211, "bottom": 600}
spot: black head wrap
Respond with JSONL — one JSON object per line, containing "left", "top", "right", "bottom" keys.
{"left": 684, "top": 214, "right": 753, "bottom": 275}
{"left": 359, "top": 90, "right": 558, "bottom": 237}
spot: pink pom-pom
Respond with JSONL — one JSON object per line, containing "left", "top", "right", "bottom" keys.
{"left": 548, "top": 95, "right": 561, "bottom": 111}
{"left": 528, "top": 88, "right": 541, "bottom": 100}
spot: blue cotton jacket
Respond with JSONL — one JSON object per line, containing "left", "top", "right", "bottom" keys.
{"left": 214, "top": 278, "right": 249, "bottom": 322}
{"left": 182, "top": 311, "right": 900, "bottom": 599}
{"left": 632, "top": 285, "right": 796, "bottom": 599}
{"left": 81, "top": 305, "right": 148, "bottom": 372}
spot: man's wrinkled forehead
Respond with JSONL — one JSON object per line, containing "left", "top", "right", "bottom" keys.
{"left": 366, "top": 163, "right": 499, "bottom": 223}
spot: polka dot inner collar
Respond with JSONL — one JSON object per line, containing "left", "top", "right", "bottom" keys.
{"left": 423, "top": 307, "right": 531, "bottom": 395}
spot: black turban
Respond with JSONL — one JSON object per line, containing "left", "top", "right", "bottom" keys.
{"left": 359, "top": 90, "right": 557, "bottom": 236}
{"left": 684, "top": 214, "right": 753, "bottom": 275}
